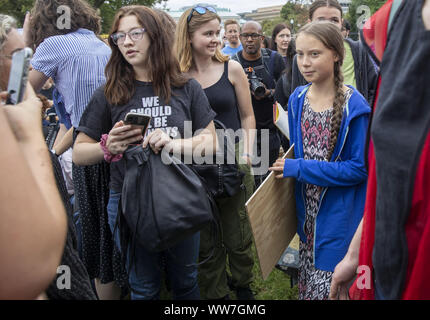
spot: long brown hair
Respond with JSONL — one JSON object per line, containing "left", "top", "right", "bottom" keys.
{"left": 309, "top": 0, "right": 343, "bottom": 21}
{"left": 105, "top": 6, "right": 187, "bottom": 105}
{"left": 29, "top": 0, "right": 101, "bottom": 49}
{"left": 297, "top": 21, "right": 345, "bottom": 160}
{"left": 175, "top": 7, "right": 228, "bottom": 73}
{"left": 270, "top": 23, "right": 291, "bottom": 51}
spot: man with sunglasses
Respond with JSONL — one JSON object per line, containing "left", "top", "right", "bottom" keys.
{"left": 232, "top": 21, "right": 286, "bottom": 187}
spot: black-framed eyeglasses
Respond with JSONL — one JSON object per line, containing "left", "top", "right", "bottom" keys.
{"left": 187, "top": 6, "right": 217, "bottom": 23}
{"left": 240, "top": 33, "right": 262, "bottom": 40}
{"left": 110, "top": 28, "right": 146, "bottom": 46}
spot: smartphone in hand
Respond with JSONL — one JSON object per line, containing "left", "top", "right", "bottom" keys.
{"left": 7, "top": 47, "right": 33, "bottom": 105}
{"left": 124, "top": 112, "right": 151, "bottom": 144}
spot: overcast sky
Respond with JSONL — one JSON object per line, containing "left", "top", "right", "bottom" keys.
{"left": 156, "top": 0, "right": 288, "bottom": 14}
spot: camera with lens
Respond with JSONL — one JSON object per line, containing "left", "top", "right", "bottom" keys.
{"left": 244, "top": 67, "right": 266, "bottom": 98}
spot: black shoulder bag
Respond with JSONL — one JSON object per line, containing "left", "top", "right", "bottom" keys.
{"left": 193, "top": 119, "right": 244, "bottom": 199}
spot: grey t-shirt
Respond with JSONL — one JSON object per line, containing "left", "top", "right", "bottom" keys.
{"left": 78, "top": 79, "right": 216, "bottom": 191}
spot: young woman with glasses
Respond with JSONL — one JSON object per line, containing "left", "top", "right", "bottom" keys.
{"left": 73, "top": 5, "right": 217, "bottom": 300}
{"left": 175, "top": 6, "right": 257, "bottom": 300}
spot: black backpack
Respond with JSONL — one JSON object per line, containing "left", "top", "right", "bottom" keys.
{"left": 120, "top": 145, "right": 217, "bottom": 252}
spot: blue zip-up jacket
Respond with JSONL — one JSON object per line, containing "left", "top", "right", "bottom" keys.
{"left": 284, "top": 84, "right": 371, "bottom": 272}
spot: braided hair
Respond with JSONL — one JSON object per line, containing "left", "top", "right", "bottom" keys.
{"left": 297, "top": 21, "right": 345, "bottom": 160}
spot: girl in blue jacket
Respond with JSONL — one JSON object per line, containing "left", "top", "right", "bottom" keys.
{"left": 269, "top": 21, "right": 371, "bottom": 300}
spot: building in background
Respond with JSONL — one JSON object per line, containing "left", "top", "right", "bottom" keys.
{"left": 237, "top": 5, "right": 283, "bottom": 23}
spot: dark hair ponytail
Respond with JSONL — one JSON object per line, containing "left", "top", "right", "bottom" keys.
{"left": 270, "top": 23, "right": 291, "bottom": 51}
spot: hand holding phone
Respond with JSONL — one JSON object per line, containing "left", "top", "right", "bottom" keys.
{"left": 123, "top": 112, "right": 151, "bottom": 144}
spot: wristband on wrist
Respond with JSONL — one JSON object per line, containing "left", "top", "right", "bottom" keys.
{"left": 100, "top": 133, "right": 123, "bottom": 163}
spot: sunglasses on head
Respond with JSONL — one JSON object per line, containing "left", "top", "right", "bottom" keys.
{"left": 187, "top": 6, "right": 217, "bottom": 23}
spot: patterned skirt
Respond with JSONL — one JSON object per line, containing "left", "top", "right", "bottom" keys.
{"left": 297, "top": 185, "right": 333, "bottom": 300}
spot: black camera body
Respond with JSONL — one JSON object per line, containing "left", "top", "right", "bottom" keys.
{"left": 244, "top": 67, "right": 266, "bottom": 98}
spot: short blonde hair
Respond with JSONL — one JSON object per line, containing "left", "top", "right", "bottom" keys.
{"left": 175, "top": 8, "right": 228, "bottom": 73}
{"left": 0, "top": 14, "right": 17, "bottom": 51}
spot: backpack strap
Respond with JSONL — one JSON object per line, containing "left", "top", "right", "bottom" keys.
{"left": 281, "top": 73, "right": 290, "bottom": 101}
{"left": 234, "top": 49, "right": 276, "bottom": 86}
{"left": 231, "top": 52, "right": 241, "bottom": 64}
{"left": 261, "top": 48, "right": 276, "bottom": 86}
{"left": 268, "top": 49, "right": 277, "bottom": 80}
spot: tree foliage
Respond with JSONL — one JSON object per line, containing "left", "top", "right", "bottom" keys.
{"left": 0, "top": 0, "right": 163, "bottom": 33}
{"left": 261, "top": 17, "right": 285, "bottom": 37}
{"left": 0, "top": 0, "right": 34, "bottom": 26}
{"left": 93, "top": 0, "right": 165, "bottom": 33}
{"left": 280, "top": 1, "right": 309, "bottom": 33}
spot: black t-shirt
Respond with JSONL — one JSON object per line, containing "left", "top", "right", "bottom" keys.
{"left": 236, "top": 50, "right": 285, "bottom": 131}
{"left": 78, "top": 79, "right": 216, "bottom": 192}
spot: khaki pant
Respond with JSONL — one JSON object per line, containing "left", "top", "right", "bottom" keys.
{"left": 198, "top": 161, "right": 255, "bottom": 299}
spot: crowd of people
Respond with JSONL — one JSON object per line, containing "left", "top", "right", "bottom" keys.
{"left": 0, "top": 0, "right": 429, "bottom": 300}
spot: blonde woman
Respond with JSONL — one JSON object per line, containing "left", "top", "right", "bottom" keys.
{"left": 175, "top": 6, "right": 256, "bottom": 300}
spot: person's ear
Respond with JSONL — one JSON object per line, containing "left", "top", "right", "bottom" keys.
{"left": 307, "top": 18, "right": 311, "bottom": 23}
{"left": 333, "top": 52, "right": 339, "bottom": 62}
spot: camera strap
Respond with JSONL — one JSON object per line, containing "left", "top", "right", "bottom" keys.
{"left": 233, "top": 49, "right": 276, "bottom": 87}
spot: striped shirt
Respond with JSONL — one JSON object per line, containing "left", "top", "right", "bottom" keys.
{"left": 32, "top": 28, "right": 111, "bottom": 128}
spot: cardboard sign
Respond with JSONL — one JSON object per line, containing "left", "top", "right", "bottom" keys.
{"left": 246, "top": 145, "right": 297, "bottom": 280}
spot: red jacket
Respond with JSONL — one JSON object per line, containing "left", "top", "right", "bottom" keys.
{"left": 350, "top": 0, "right": 430, "bottom": 300}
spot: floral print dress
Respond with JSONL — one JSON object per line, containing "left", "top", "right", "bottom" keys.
{"left": 297, "top": 89, "right": 352, "bottom": 300}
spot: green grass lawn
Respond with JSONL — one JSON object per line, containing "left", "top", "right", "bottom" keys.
{"left": 236, "top": 244, "right": 298, "bottom": 300}
{"left": 160, "top": 243, "right": 298, "bottom": 300}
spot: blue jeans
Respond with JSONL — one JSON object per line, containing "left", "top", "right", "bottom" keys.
{"left": 107, "top": 191, "right": 121, "bottom": 249}
{"left": 107, "top": 190, "right": 201, "bottom": 300}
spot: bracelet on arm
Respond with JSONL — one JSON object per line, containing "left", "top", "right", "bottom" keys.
{"left": 100, "top": 133, "right": 123, "bottom": 163}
